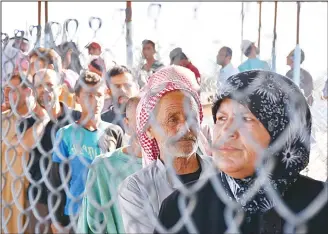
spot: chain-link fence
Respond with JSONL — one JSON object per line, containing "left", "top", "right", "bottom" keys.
{"left": 2, "top": 2, "right": 327, "bottom": 234}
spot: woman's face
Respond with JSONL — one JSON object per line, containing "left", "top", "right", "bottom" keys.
{"left": 213, "top": 98, "right": 271, "bottom": 179}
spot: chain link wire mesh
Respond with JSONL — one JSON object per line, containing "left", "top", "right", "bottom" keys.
{"left": 1, "top": 2, "right": 327, "bottom": 234}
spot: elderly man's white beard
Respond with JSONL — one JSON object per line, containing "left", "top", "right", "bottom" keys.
{"left": 162, "top": 137, "right": 199, "bottom": 159}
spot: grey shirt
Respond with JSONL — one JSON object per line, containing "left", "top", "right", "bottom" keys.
{"left": 286, "top": 68, "right": 314, "bottom": 105}
{"left": 118, "top": 155, "right": 216, "bottom": 234}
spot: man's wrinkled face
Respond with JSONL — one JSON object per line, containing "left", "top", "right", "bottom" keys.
{"left": 33, "top": 71, "right": 62, "bottom": 109}
{"left": 109, "top": 72, "right": 139, "bottom": 108}
{"left": 142, "top": 43, "right": 155, "bottom": 59}
{"left": 148, "top": 91, "right": 200, "bottom": 158}
{"left": 212, "top": 98, "right": 271, "bottom": 179}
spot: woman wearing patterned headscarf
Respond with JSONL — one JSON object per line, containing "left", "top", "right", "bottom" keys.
{"left": 155, "top": 70, "right": 327, "bottom": 234}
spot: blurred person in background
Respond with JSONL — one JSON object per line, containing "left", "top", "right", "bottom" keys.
{"left": 78, "top": 96, "right": 142, "bottom": 234}
{"left": 88, "top": 57, "right": 106, "bottom": 77}
{"left": 19, "top": 69, "right": 81, "bottom": 234}
{"left": 155, "top": 70, "right": 327, "bottom": 234}
{"left": 50, "top": 71, "right": 123, "bottom": 233}
{"left": 101, "top": 65, "right": 139, "bottom": 132}
{"left": 286, "top": 48, "right": 314, "bottom": 106}
{"left": 56, "top": 42, "right": 82, "bottom": 109}
{"left": 85, "top": 41, "right": 102, "bottom": 57}
{"left": 216, "top": 46, "right": 239, "bottom": 88}
{"left": 138, "top": 39, "right": 164, "bottom": 87}
{"left": 169, "top": 47, "right": 201, "bottom": 86}
{"left": 238, "top": 40, "right": 270, "bottom": 72}
{"left": 28, "top": 47, "right": 63, "bottom": 77}
{"left": 118, "top": 66, "right": 214, "bottom": 234}
{"left": 2, "top": 36, "right": 30, "bottom": 82}
{"left": 1, "top": 71, "right": 36, "bottom": 234}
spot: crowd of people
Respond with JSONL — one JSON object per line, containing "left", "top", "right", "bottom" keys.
{"left": 1, "top": 34, "right": 328, "bottom": 234}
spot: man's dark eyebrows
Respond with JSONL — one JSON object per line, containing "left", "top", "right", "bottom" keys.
{"left": 166, "top": 111, "right": 182, "bottom": 119}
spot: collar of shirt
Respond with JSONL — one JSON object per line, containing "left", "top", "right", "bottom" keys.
{"left": 155, "top": 154, "right": 216, "bottom": 189}
{"left": 220, "top": 63, "right": 233, "bottom": 73}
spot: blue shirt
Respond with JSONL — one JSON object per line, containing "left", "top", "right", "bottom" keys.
{"left": 238, "top": 58, "right": 270, "bottom": 72}
{"left": 52, "top": 121, "right": 123, "bottom": 215}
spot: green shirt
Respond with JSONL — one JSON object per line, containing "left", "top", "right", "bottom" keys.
{"left": 77, "top": 147, "right": 142, "bottom": 234}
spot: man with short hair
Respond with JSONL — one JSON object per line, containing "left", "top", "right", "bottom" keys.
{"left": 50, "top": 71, "right": 123, "bottom": 233}
{"left": 138, "top": 39, "right": 164, "bottom": 88}
{"left": 77, "top": 96, "right": 142, "bottom": 234}
{"left": 169, "top": 47, "right": 201, "bottom": 85}
{"left": 118, "top": 66, "right": 214, "bottom": 234}
{"left": 28, "top": 47, "right": 63, "bottom": 76}
{"left": 19, "top": 69, "right": 81, "bottom": 233}
{"left": 101, "top": 65, "right": 139, "bottom": 131}
{"left": 88, "top": 57, "right": 106, "bottom": 77}
{"left": 238, "top": 40, "right": 270, "bottom": 72}
{"left": 216, "top": 46, "right": 239, "bottom": 87}
{"left": 285, "top": 48, "right": 314, "bottom": 106}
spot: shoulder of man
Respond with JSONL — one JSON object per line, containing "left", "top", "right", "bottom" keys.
{"left": 18, "top": 115, "right": 36, "bottom": 134}
{"left": 120, "top": 160, "right": 157, "bottom": 190}
{"left": 153, "top": 61, "right": 164, "bottom": 70}
{"left": 93, "top": 148, "right": 122, "bottom": 164}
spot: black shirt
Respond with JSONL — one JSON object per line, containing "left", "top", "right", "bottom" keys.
{"left": 179, "top": 163, "right": 202, "bottom": 184}
{"left": 19, "top": 102, "right": 81, "bottom": 204}
{"left": 155, "top": 174, "right": 328, "bottom": 234}
{"left": 101, "top": 105, "right": 125, "bottom": 132}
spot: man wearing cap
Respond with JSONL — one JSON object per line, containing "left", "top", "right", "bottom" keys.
{"left": 286, "top": 48, "right": 314, "bottom": 106}
{"left": 169, "top": 47, "right": 201, "bottom": 85}
{"left": 238, "top": 40, "right": 270, "bottom": 72}
{"left": 216, "top": 46, "right": 239, "bottom": 87}
{"left": 138, "top": 39, "right": 164, "bottom": 88}
{"left": 118, "top": 66, "right": 214, "bottom": 234}
{"left": 85, "top": 41, "right": 102, "bottom": 56}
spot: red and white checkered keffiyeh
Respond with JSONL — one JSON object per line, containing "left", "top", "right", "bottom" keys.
{"left": 136, "top": 65, "right": 203, "bottom": 166}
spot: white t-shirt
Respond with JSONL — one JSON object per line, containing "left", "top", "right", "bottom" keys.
{"left": 217, "top": 63, "right": 239, "bottom": 88}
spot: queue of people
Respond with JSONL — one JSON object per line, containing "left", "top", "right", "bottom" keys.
{"left": 1, "top": 34, "right": 327, "bottom": 234}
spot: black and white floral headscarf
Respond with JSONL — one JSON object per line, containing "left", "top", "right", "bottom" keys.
{"left": 212, "top": 70, "right": 312, "bottom": 215}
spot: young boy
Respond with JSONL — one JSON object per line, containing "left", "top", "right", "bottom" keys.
{"left": 50, "top": 71, "right": 124, "bottom": 232}
{"left": 77, "top": 96, "right": 142, "bottom": 234}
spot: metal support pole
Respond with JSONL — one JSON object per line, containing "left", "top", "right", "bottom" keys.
{"left": 45, "top": 1, "right": 48, "bottom": 24}
{"left": 240, "top": 2, "right": 245, "bottom": 63}
{"left": 271, "top": 1, "right": 278, "bottom": 72}
{"left": 258, "top": 1, "right": 262, "bottom": 50}
{"left": 293, "top": 2, "right": 301, "bottom": 87}
{"left": 126, "top": 1, "right": 133, "bottom": 68}
{"left": 38, "top": 1, "right": 41, "bottom": 25}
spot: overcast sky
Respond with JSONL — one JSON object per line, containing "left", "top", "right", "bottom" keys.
{"left": 2, "top": 2, "right": 327, "bottom": 80}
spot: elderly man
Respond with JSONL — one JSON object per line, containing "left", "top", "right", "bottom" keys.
{"left": 118, "top": 66, "right": 215, "bottom": 234}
